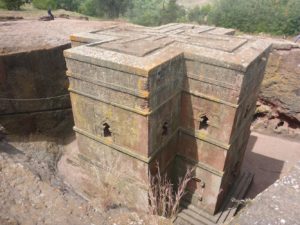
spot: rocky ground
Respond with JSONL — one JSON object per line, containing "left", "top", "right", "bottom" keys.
{"left": 1, "top": 130, "right": 299, "bottom": 225}
{"left": 0, "top": 133, "right": 105, "bottom": 225}
{"left": 0, "top": 132, "right": 169, "bottom": 225}
{"left": 230, "top": 162, "right": 300, "bottom": 225}
{"left": 0, "top": 19, "right": 122, "bottom": 54}
{"left": 250, "top": 38, "right": 300, "bottom": 140}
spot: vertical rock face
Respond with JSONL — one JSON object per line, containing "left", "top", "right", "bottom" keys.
{"left": 253, "top": 41, "right": 300, "bottom": 139}
{"left": 0, "top": 44, "right": 73, "bottom": 135}
{"left": 64, "top": 23, "right": 271, "bottom": 215}
{"left": 0, "top": 20, "right": 119, "bottom": 136}
{"left": 260, "top": 47, "right": 300, "bottom": 121}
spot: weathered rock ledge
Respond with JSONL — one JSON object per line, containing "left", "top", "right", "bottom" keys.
{"left": 229, "top": 161, "right": 300, "bottom": 225}
{"left": 0, "top": 19, "right": 123, "bottom": 134}
{"left": 0, "top": 19, "right": 120, "bottom": 55}
{"left": 251, "top": 39, "right": 300, "bottom": 139}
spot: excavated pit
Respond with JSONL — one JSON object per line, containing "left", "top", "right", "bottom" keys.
{"left": 0, "top": 44, "right": 73, "bottom": 135}
{"left": 252, "top": 42, "right": 300, "bottom": 140}
{"left": 0, "top": 19, "right": 300, "bottom": 225}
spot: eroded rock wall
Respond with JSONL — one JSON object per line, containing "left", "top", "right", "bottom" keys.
{"left": 0, "top": 44, "right": 73, "bottom": 135}
{"left": 253, "top": 42, "right": 300, "bottom": 139}
{"left": 261, "top": 47, "right": 300, "bottom": 121}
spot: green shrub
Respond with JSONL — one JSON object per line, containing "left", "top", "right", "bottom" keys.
{"left": 160, "top": 0, "right": 186, "bottom": 24}
{"left": 188, "top": 4, "right": 211, "bottom": 24}
{"left": 79, "top": 0, "right": 104, "bottom": 17}
{"left": 209, "top": 0, "right": 300, "bottom": 35}
{"left": 126, "top": 0, "right": 186, "bottom": 26}
{"left": 0, "top": 0, "right": 5, "bottom": 9}
{"left": 0, "top": 0, "right": 24, "bottom": 10}
{"left": 57, "top": 0, "right": 80, "bottom": 11}
{"left": 32, "top": 0, "right": 57, "bottom": 10}
{"left": 99, "top": 0, "right": 131, "bottom": 18}
{"left": 79, "top": 0, "right": 130, "bottom": 18}
{"left": 126, "top": 0, "right": 163, "bottom": 26}
{"left": 283, "top": 0, "right": 300, "bottom": 35}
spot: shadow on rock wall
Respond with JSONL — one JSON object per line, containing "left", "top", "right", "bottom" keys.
{"left": 0, "top": 44, "right": 74, "bottom": 137}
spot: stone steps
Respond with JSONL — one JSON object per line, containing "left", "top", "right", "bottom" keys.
{"left": 175, "top": 172, "right": 254, "bottom": 225}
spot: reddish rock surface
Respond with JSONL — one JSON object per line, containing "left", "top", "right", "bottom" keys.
{"left": 0, "top": 19, "right": 122, "bottom": 55}
{"left": 261, "top": 47, "right": 300, "bottom": 122}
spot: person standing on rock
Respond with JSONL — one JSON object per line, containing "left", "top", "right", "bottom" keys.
{"left": 295, "top": 34, "right": 300, "bottom": 43}
{"left": 39, "top": 9, "right": 54, "bottom": 21}
{"left": 48, "top": 9, "right": 54, "bottom": 20}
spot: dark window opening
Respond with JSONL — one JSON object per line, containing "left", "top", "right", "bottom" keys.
{"left": 103, "top": 123, "right": 112, "bottom": 137}
{"left": 157, "top": 68, "right": 164, "bottom": 82}
{"left": 199, "top": 115, "right": 209, "bottom": 130}
{"left": 275, "top": 120, "right": 284, "bottom": 129}
{"left": 162, "top": 122, "right": 168, "bottom": 136}
{"left": 157, "top": 70, "right": 162, "bottom": 79}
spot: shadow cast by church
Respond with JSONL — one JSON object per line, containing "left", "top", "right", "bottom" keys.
{"left": 242, "top": 134, "right": 284, "bottom": 199}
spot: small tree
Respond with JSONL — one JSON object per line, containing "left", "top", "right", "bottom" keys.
{"left": 1, "top": 0, "right": 24, "bottom": 10}
{"left": 284, "top": 0, "right": 300, "bottom": 35}
{"left": 160, "top": 0, "right": 186, "bottom": 24}
{"left": 209, "top": 0, "right": 300, "bottom": 35}
{"left": 95, "top": 0, "right": 130, "bottom": 18}
{"left": 188, "top": 4, "right": 212, "bottom": 24}
{"left": 127, "top": 0, "right": 186, "bottom": 26}
{"left": 126, "top": 0, "right": 163, "bottom": 26}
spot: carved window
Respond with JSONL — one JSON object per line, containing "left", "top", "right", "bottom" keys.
{"left": 162, "top": 122, "right": 168, "bottom": 136}
{"left": 103, "top": 123, "right": 112, "bottom": 137}
{"left": 199, "top": 115, "right": 209, "bottom": 130}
